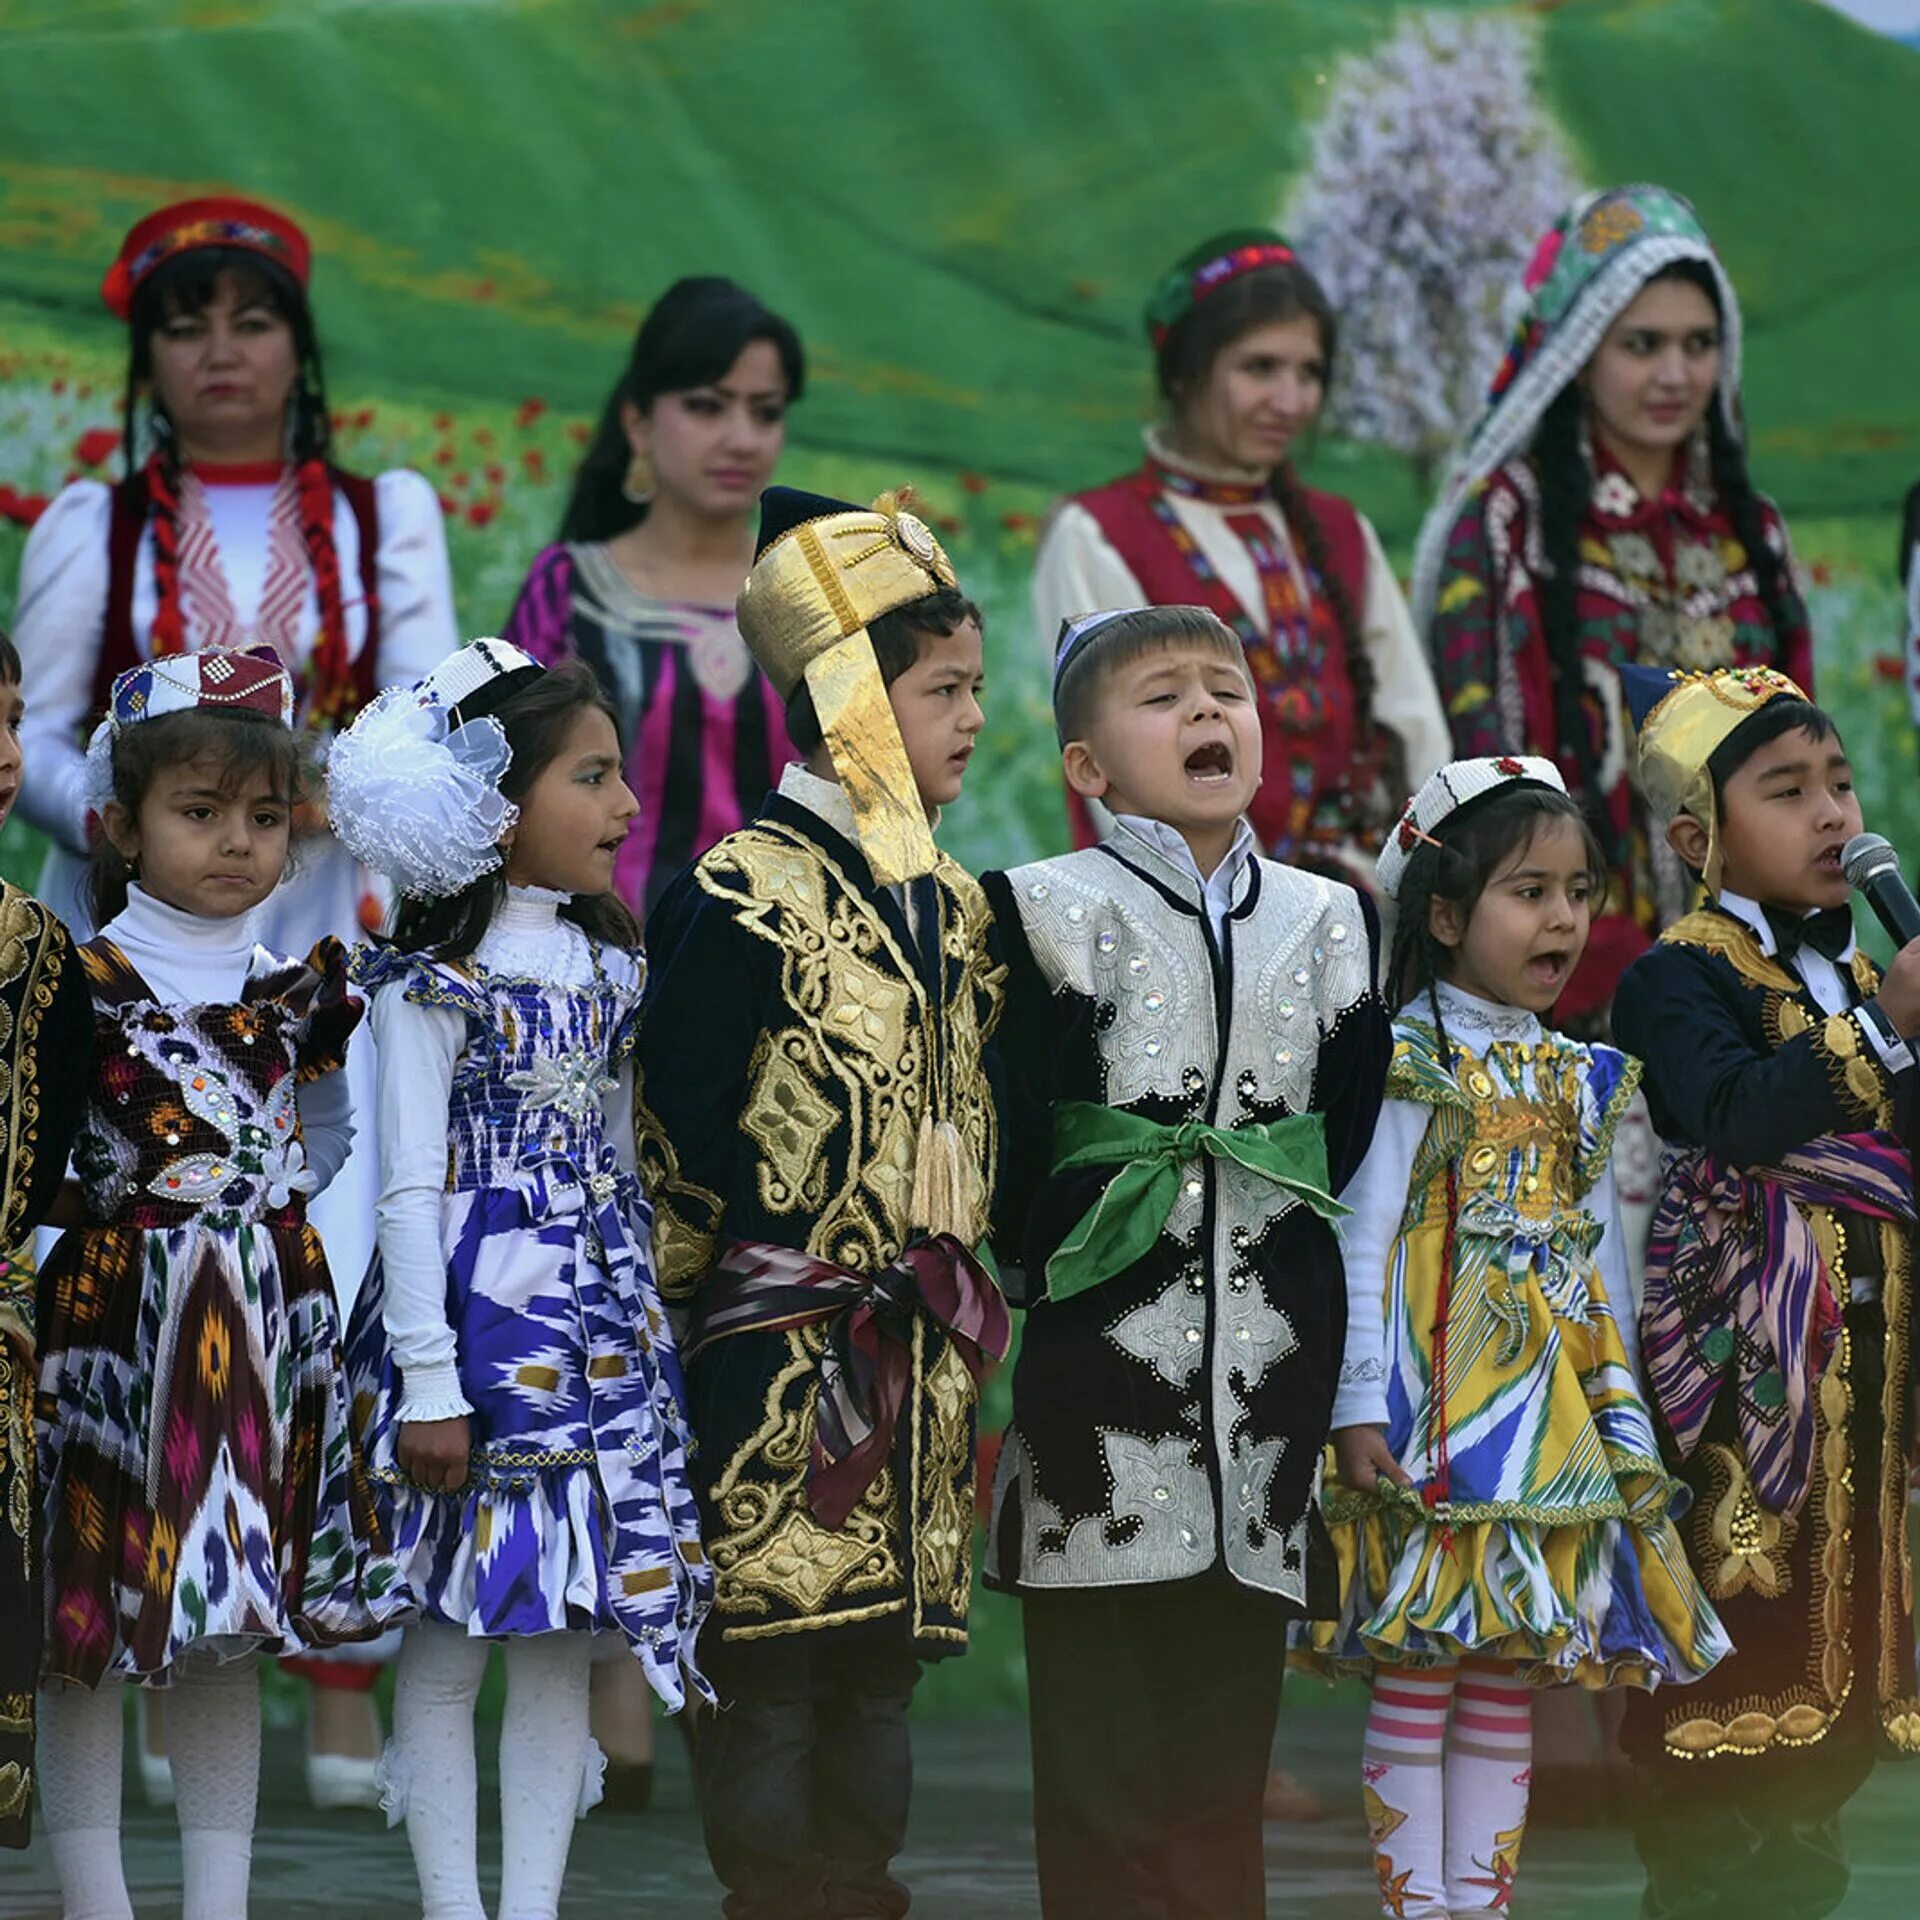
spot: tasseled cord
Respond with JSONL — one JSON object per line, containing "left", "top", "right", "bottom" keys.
{"left": 910, "top": 1111, "right": 975, "bottom": 1242}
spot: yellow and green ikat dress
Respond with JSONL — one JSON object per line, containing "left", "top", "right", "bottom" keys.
{"left": 1312, "top": 985, "right": 1728, "bottom": 1688}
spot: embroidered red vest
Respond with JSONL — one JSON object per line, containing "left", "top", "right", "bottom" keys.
{"left": 93, "top": 467, "right": 384, "bottom": 725}
{"left": 1073, "top": 467, "right": 1371, "bottom": 858}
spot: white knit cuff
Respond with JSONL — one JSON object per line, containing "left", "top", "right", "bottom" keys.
{"left": 395, "top": 1364, "right": 473, "bottom": 1424}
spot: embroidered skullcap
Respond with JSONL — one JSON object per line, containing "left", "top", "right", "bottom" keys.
{"left": 102, "top": 195, "right": 310, "bottom": 321}
{"left": 422, "top": 635, "right": 545, "bottom": 723}
{"left": 1051, "top": 608, "right": 1152, "bottom": 697}
{"left": 736, "top": 486, "right": 959, "bottom": 886}
{"left": 1622, "top": 662, "right": 1810, "bottom": 895}
{"left": 1375, "top": 754, "right": 1566, "bottom": 901}
{"left": 1145, "top": 229, "right": 1299, "bottom": 349}
{"left": 107, "top": 644, "right": 294, "bottom": 732}
{"left": 1411, "top": 184, "right": 1742, "bottom": 637}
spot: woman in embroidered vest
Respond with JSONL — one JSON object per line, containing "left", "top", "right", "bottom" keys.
{"left": 1032, "top": 229, "right": 1447, "bottom": 886}
{"left": 1415, "top": 184, "right": 1814, "bottom": 1020}
{"left": 8, "top": 192, "right": 457, "bottom": 1810}
{"left": 503, "top": 276, "right": 804, "bottom": 924}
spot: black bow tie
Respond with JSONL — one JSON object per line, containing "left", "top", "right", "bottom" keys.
{"left": 1762, "top": 904, "right": 1854, "bottom": 966}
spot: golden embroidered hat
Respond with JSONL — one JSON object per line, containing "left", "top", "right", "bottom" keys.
{"left": 738, "top": 486, "right": 959, "bottom": 885}
{"left": 1622, "top": 662, "right": 1810, "bottom": 894}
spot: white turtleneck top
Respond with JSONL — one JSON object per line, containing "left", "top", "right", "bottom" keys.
{"left": 95, "top": 883, "right": 356, "bottom": 1192}
{"left": 371, "top": 886, "right": 638, "bottom": 1422}
{"left": 1331, "top": 981, "right": 1634, "bottom": 1432}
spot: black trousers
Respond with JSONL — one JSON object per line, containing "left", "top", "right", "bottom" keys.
{"left": 694, "top": 1628, "right": 922, "bottom": 1920}
{"left": 1021, "top": 1571, "right": 1289, "bottom": 1920}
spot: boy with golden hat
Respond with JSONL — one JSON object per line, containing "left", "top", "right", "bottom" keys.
{"left": 1612, "top": 662, "right": 1920, "bottom": 1920}
{"left": 634, "top": 488, "right": 1004, "bottom": 1919}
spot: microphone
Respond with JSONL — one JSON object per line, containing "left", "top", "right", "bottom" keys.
{"left": 1841, "top": 833, "right": 1920, "bottom": 948}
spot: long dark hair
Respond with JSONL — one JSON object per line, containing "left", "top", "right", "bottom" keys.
{"left": 1153, "top": 262, "right": 1375, "bottom": 758}
{"left": 88, "top": 707, "right": 313, "bottom": 927}
{"left": 1384, "top": 784, "right": 1605, "bottom": 1065}
{"left": 558, "top": 276, "right": 805, "bottom": 544}
{"left": 123, "top": 248, "right": 329, "bottom": 474}
{"left": 1535, "top": 259, "right": 1792, "bottom": 848}
{"left": 388, "top": 661, "right": 640, "bottom": 961}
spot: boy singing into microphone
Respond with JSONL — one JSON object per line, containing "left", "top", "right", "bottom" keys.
{"left": 1612, "top": 664, "right": 1920, "bottom": 1920}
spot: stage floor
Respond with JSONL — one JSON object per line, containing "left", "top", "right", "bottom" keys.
{"left": 4, "top": 1688, "right": 1915, "bottom": 1917}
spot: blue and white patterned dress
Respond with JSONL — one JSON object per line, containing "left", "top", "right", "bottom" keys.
{"left": 344, "top": 907, "right": 710, "bottom": 1708}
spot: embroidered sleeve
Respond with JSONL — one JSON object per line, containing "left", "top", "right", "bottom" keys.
{"left": 350, "top": 942, "right": 491, "bottom": 1024}
{"left": 287, "top": 935, "right": 365, "bottom": 1082}
{"left": 1573, "top": 1042, "right": 1644, "bottom": 1201}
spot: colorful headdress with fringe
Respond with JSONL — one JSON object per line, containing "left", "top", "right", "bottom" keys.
{"left": 1411, "top": 184, "right": 1742, "bottom": 635}
{"left": 1144, "top": 229, "right": 1299, "bottom": 350}
{"left": 737, "top": 486, "right": 959, "bottom": 886}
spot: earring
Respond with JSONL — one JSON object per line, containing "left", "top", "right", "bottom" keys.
{"left": 621, "top": 450, "right": 654, "bottom": 505}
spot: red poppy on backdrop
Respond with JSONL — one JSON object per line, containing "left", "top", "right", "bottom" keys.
{"left": 73, "top": 427, "right": 120, "bottom": 468}
{"left": 957, "top": 471, "right": 989, "bottom": 496}
{"left": 466, "top": 499, "right": 498, "bottom": 528}
{"left": 516, "top": 398, "right": 546, "bottom": 428}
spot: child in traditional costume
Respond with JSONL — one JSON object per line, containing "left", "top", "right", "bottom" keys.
{"left": 34, "top": 646, "right": 402, "bottom": 1920}
{"left": 1612, "top": 664, "right": 1920, "bottom": 1920}
{"left": 634, "top": 488, "right": 1005, "bottom": 1920}
{"left": 983, "top": 604, "right": 1390, "bottom": 1919}
{"left": 0, "top": 630, "right": 95, "bottom": 1853}
{"left": 331, "top": 639, "right": 709, "bottom": 1920}
{"left": 1416, "top": 185, "right": 1812, "bottom": 1022}
{"left": 1315, "top": 754, "right": 1728, "bottom": 1920}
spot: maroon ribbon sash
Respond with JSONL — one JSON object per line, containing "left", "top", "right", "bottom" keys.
{"left": 683, "top": 1235, "right": 1010, "bottom": 1529}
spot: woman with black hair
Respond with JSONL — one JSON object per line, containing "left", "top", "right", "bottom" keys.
{"left": 13, "top": 196, "right": 458, "bottom": 950}
{"left": 9, "top": 192, "right": 457, "bottom": 1813}
{"left": 1032, "top": 230, "right": 1448, "bottom": 886}
{"left": 1416, "top": 184, "right": 1813, "bottom": 1022}
{"left": 502, "top": 275, "right": 804, "bottom": 922}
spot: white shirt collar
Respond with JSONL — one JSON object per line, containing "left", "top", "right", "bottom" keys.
{"left": 494, "top": 884, "right": 569, "bottom": 937}
{"left": 1716, "top": 887, "right": 1856, "bottom": 964}
{"left": 1144, "top": 423, "right": 1272, "bottom": 491}
{"left": 1111, "top": 813, "right": 1256, "bottom": 933}
{"left": 106, "top": 882, "right": 259, "bottom": 961}
{"left": 778, "top": 759, "right": 941, "bottom": 856}
{"left": 1413, "top": 978, "right": 1544, "bottom": 1046}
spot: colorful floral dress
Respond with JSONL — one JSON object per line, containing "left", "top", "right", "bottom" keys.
{"left": 36, "top": 936, "right": 405, "bottom": 1686}
{"left": 1315, "top": 987, "right": 1729, "bottom": 1687}
{"left": 344, "top": 942, "right": 711, "bottom": 1709}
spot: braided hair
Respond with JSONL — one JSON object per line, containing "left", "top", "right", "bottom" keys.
{"left": 1154, "top": 265, "right": 1378, "bottom": 770}
{"left": 1383, "top": 784, "right": 1606, "bottom": 1070}
{"left": 122, "top": 249, "right": 360, "bottom": 727}
{"left": 1533, "top": 259, "right": 1792, "bottom": 856}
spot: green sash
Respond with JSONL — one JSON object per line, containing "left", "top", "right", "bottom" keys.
{"left": 1044, "top": 1100, "right": 1348, "bottom": 1302}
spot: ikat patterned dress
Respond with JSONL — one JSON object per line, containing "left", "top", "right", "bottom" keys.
{"left": 1314, "top": 997, "right": 1730, "bottom": 1687}
{"left": 344, "top": 943, "right": 710, "bottom": 1709}
{"left": 36, "top": 937, "right": 406, "bottom": 1686}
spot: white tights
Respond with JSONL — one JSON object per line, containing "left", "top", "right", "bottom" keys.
{"left": 38, "top": 1652, "right": 261, "bottom": 1920}
{"left": 386, "top": 1624, "right": 600, "bottom": 1920}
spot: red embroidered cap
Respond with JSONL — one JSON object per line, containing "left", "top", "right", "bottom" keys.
{"left": 101, "top": 196, "right": 311, "bottom": 321}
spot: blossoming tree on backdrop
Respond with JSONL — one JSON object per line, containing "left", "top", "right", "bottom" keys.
{"left": 1287, "top": 9, "right": 1584, "bottom": 483}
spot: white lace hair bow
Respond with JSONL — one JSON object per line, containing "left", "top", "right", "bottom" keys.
{"left": 326, "top": 683, "right": 519, "bottom": 898}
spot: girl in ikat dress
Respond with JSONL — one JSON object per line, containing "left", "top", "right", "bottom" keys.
{"left": 34, "top": 645, "right": 404, "bottom": 1920}
{"left": 331, "top": 639, "right": 709, "bottom": 1920}
{"left": 1313, "top": 756, "right": 1728, "bottom": 1920}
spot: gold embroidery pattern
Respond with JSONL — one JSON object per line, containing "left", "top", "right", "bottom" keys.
{"left": 694, "top": 824, "right": 998, "bottom": 1275}
{"left": 1659, "top": 911, "right": 1799, "bottom": 994}
{"left": 909, "top": 1321, "right": 977, "bottom": 1645}
{"left": 1873, "top": 1216, "right": 1920, "bottom": 1749}
{"left": 707, "top": 1327, "right": 903, "bottom": 1636}
{"left": 1696, "top": 1444, "right": 1795, "bottom": 1599}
